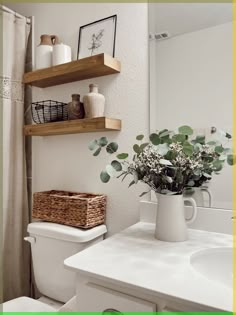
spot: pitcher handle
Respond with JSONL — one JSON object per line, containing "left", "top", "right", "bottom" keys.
{"left": 183, "top": 197, "right": 197, "bottom": 224}
{"left": 201, "top": 187, "right": 212, "bottom": 207}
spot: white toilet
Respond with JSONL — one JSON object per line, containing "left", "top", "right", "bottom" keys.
{"left": 3, "top": 222, "right": 107, "bottom": 312}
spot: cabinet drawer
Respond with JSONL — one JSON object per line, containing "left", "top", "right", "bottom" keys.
{"left": 77, "top": 282, "right": 157, "bottom": 313}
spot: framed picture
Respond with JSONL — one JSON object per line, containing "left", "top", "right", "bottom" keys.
{"left": 77, "top": 15, "right": 117, "bottom": 59}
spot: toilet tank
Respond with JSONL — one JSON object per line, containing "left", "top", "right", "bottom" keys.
{"left": 26, "top": 222, "right": 107, "bottom": 303}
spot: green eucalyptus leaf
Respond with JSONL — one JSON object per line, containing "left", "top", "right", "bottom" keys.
{"left": 160, "top": 159, "right": 172, "bottom": 166}
{"left": 172, "top": 134, "right": 186, "bottom": 143}
{"left": 100, "top": 170, "right": 110, "bottom": 183}
{"left": 165, "top": 150, "right": 177, "bottom": 160}
{"left": 111, "top": 160, "right": 122, "bottom": 171}
{"left": 98, "top": 137, "right": 108, "bottom": 147}
{"left": 178, "top": 125, "right": 193, "bottom": 136}
{"left": 106, "top": 142, "right": 118, "bottom": 154}
{"left": 106, "top": 164, "right": 117, "bottom": 177}
{"left": 88, "top": 139, "right": 98, "bottom": 151}
{"left": 213, "top": 160, "right": 223, "bottom": 172}
{"left": 192, "top": 135, "right": 205, "bottom": 145}
{"left": 207, "top": 141, "right": 217, "bottom": 146}
{"left": 183, "top": 141, "right": 193, "bottom": 156}
{"left": 194, "top": 143, "right": 202, "bottom": 153}
{"left": 202, "top": 155, "right": 214, "bottom": 163}
{"left": 159, "top": 130, "right": 171, "bottom": 138}
{"left": 133, "top": 144, "right": 141, "bottom": 154}
{"left": 215, "top": 146, "right": 224, "bottom": 154}
{"left": 149, "top": 133, "right": 161, "bottom": 145}
{"left": 161, "top": 136, "right": 172, "bottom": 144}
{"left": 219, "top": 155, "right": 227, "bottom": 161}
{"left": 224, "top": 148, "right": 232, "bottom": 154}
{"left": 227, "top": 154, "right": 235, "bottom": 166}
{"left": 117, "top": 153, "right": 129, "bottom": 159}
{"left": 158, "top": 129, "right": 168, "bottom": 135}
{"left": 136, "top": 134, "right": 144, "bottom": 141}
{"left": 156, "top": 143, "right": 169, "bottom": 156}
{"left": 140, "top": 143, "right": 149, "bottom": 151}
{"left": 93, "top": 147, "right": 101, "bottom": 156}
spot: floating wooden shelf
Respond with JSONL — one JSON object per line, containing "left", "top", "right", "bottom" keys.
{"left": 23, "top": 54, "right": 121, "bottom": 88}
{"left": 24, "top": 117, "right": 121, "bottom": 136}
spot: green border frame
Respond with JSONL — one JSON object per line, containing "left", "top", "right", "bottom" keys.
{"left": 0, "top": 312, "right": 234, "bottom": 314}
{"left": 0, "top": 0, "right": 234, "bottom": 3}
{"left": 0, "top": 1, "right": 235, "bottom": 313}
{"left": 233, "top": 2, "right": 236, "bottom": 314}
{"left": 0, "top": 5, "right": 3, "bottom": 311}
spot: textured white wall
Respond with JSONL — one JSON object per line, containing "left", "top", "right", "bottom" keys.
{"left": 9, "top": 3, "right": 149, "bottom": 235}
{"left": 150, "top": 22, "right": 233, "bottom": 209}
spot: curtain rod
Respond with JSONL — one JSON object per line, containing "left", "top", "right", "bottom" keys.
{"left": 0, "top": 4, "right": 31, "bottom": 24}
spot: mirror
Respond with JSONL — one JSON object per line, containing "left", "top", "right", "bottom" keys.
{"left": 149, "top": 3, "right": 233, "bottom": 209}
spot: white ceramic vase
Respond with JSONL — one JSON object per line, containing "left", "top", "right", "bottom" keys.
{"left": 155, "top": 193, "right": 197, "bottom": 242}
{"left": 83, "top": 84, "right": 105, "bottom": 118}
{"left": 35, "top": 35, "right": 59, "bottom": 70}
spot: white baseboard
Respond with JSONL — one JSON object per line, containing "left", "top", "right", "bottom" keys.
{"left": 139, "top": 201, "right": 233, "bottom": 235}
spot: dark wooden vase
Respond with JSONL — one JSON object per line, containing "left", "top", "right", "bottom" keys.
{"left": 68, "top": 94, "right": 85, "bottom": 120}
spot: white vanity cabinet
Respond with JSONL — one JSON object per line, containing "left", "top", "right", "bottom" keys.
{"left": 64, "top": 222, "right": 233, "bottom": 312}
{"left": 76, "top": 281, "right": 157, "bottom": 313}
{"left": 74, "top": 276, "right": 207, "bottom": 313}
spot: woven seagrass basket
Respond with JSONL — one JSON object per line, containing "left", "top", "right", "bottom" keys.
{"left": 32, "top": 190, "right": 106, "bottom": 229}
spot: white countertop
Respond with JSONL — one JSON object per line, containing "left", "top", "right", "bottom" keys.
{"left": 64, "top": 222, "right": 233, "bottom": 311}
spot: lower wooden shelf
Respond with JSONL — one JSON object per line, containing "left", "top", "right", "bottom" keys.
{"left": 24, "top": 117, "right": 121, "bottom": 136}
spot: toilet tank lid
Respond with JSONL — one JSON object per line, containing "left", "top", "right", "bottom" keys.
{"left": 27, "top": 222, "right": 107, "bottom": 243}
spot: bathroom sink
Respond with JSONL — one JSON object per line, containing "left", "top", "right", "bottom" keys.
{"left": 190, "top": 247, "right": 233, "bottom": 288}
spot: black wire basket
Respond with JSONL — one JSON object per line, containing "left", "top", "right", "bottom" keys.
{"left": 31, "top": 100, "right": 68, "bottom": 124}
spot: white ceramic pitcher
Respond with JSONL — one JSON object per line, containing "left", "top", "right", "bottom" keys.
{"left": 155, "top": 193, "right": 197, "bottom": 242}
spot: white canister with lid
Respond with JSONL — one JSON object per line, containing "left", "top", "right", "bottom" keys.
{"left": 52, "top": 43, "right": 72, "bottom": 66}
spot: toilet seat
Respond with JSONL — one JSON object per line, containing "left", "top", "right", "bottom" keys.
{"left": 3, "top": 296, "right": 56, "bottom": 312}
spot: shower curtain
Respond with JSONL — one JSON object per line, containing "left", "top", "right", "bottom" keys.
{"left": 1, "top": 10, "right": 32, "bottom": 301}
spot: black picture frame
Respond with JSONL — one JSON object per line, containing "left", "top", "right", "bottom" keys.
{"left": 77, "top": 15, "right": 117, "bottom": 60}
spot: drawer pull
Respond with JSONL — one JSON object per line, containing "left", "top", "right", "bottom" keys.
{"left": 102, "top": 309, "right": 122, "bottom": 314}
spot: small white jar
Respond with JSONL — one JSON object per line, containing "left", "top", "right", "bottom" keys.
{"left": 52, "top": 43, "right": 72, "bottom": 66}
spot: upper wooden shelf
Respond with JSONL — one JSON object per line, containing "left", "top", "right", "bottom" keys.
{"left": 23, "top": 54, "right": 121, "bottom": 88}
{"left": 24, "top": 117, "right": 121, "bottom": 136}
